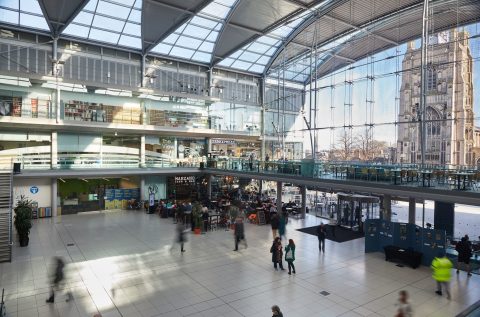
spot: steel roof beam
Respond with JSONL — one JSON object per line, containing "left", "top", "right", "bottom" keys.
{"left": 143, "top": 0, "right": 212, "bottom": 53}
{"left": 323, "top": 14, "right": 398, "bottom": 46}
{"left": 263, "top": 0, "right": 349, "bottom": 76}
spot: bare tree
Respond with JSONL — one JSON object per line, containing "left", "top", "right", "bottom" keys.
{"left": 334, "top": 130, "right": 354, "bottom": 160}
{"left": 354, "top": 129, "right": 388, "bottom": 161}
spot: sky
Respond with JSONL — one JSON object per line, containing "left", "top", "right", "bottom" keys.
{"left": 301, "top": 22, "right": 480, "bottom": 152}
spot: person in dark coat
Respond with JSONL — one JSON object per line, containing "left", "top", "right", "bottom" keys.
{"left": 46, "top": 257, "right": 72, "bottom": 303}
{"left": 172, "top": 222, "right": 186, "bottom": 253}
{"left": 271, "top": 305, "right": 283, "bottom": 317}
{"left": 271, "top": 214, "right": 279, "bottom": 239}
{"left": 233, "top": 217, "right": 247, "bottom": 251}
{"left": 455, "top": 237, "right": 472, "bottom": 276}
{"left": 316, "top": 223, "right": 326, "bottom": 253}
{"left": 270, "top": 237, "right": 284, "bottom": 270}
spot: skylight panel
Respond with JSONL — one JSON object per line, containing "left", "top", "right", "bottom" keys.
{"left": 151, "top": 0, "right": 239, "bottom": 64}
{"left": 1, "top": 0, "right": 18, "bottom": 10}
{"left": 218, "top": 2, "right": 321, "bottom": 73}
{"left": 62, "top": 0, "right": 142, "bottom": 49}
{"left": 248, "top": 64, "right": 265, "bottom": 73}
{"left": 0, "top": 0, "right": 50, "bottom": 31}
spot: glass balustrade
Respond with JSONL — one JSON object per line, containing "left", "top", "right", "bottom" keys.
{"left": 206, "top": 158, "right": 480, "bottom": 194}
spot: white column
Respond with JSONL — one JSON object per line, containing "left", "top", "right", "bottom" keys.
{"left": 140, "top": 135, "right": 146, "bottom": 167}
{"left": 140, "top": 176, "right": 145, "bottom": 201}
{"left": 51, "top": 178, "right": 57, "bottom": 217}
{"left": 51, "top": 131, "right": 58, "bottom": 169}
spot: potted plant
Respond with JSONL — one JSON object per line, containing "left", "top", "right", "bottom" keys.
{"left": 192, "top": 202, "right": 203, "bottom": 235}
{"left": 14, "top": 195, "right": 33, "bottom": 247}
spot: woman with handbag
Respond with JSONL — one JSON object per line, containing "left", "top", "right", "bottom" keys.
{"left": 270, "top": 237, "right": 284, "bottom": 270}
{"left": 285, "top": 239, "right": 296, "bottom": 275}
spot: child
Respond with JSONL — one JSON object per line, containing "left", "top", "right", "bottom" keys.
{"left": 395, "top": 290, "right": 413, "bottom": 317}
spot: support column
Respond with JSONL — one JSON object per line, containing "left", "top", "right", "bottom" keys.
{"left": 207, "top": 68, "right": 213, "bottom": 97}
{"left": 408, "top": 197, "right": 416, "bottom": 224}
{"left": 141, "top": 54, "right": 146, "bottom": 88}
{"left": 260, "top": 76, "right": 266, "bottom": 162}
{"left": 206, "top": 137, "right": 212, "bottom": 153}
{"left": 434, "top": 201, "right": 454, "bottom": 236}
{"left": 140, "top": 135, "right": 146, "bottom": 167}
{"left": 276, "top": 181, "right": 282, "bottom": 214}
{"left": 140, "top": 175, "right": 145, "bottom": 201}
{"left": 51, "top": 131, "right": 58, "bottom": 169}
{"left": 301, "top": 186, "right": 306, "bottom": 219}
{"left": 207, "top": 174, "right": 212, "bottom": 200}
{"left": 383, "top": 194, "right": 392, "bottom": 221}
{"left": 51, "top": 178, "right": 57, "bottom": 217}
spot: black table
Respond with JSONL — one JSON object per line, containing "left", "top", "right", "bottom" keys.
{"left": 384, "top": 245, "right": 422, "bottom": 268}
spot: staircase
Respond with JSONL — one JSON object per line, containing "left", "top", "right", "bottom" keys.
{"left": 0, "top": 170, "right": 12, "bottom": 263}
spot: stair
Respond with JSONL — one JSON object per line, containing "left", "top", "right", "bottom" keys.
{"left": 0, "top": 171, "right": 12, "bottom": 263}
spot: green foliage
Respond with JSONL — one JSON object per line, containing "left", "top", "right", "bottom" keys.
{"left": 228, "top": 205, "right": 240, "bottom": 220}
{"left": 14, "top": 195, "right": 33, "bottom": 236}
{"left": 192, "top": 201, "right": 203, "bottom": 228}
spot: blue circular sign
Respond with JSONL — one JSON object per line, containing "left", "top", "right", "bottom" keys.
{"left": 30, "top": 186, "right": 39, "bottom": 194}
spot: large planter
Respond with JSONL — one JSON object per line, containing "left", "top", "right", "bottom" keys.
{"left": 14, "top": 195, "right": 33, "bottom": 248}
{"left": 194, "top": 228, "right": 201, "bottom": 235}
{"left": 19, "top": 235, "right": 29, "bottom": 247}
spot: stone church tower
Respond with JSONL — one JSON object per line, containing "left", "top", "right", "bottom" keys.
{"left": 397, "top": 30, "right": 476, "bottom": 167}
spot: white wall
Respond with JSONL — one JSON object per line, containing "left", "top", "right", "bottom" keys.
{"left": 13, "top": 178, "right": 52, "bottom": 208}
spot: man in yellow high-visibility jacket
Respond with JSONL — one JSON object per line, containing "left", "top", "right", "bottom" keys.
{"left": 431, "top": 253, "right": 453, "bottom": 299}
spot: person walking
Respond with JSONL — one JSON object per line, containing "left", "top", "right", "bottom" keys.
{"left": 431, "top": 252, "right": 453, "bottom": 299}
{"left": 271, "top": 305, "right": 283, "bottom": 317}
{"left": 285, "top": 239, "right": 296, "bottom": 275}
{"left": 395, "top": 290, "right": 413, "bottom": 317}
{"left": 233, "top": 217, "right": 247, "bottom": 251}
{"left": 172, "top": 222, "right": 186, "bottom": 253}
{"left": 329, "top": 214, "right": 336, "bottom": 238}
{"left": 316, "top": 223, "right": 326, "bottom": 252}
{"left": 278, "top": 214, "right": 286, "bottom": 240}
{"left": 46, "top": 257, "right": 72, "bottom": 303}
{"left": 271, "top": 213, "right": 279, "bottom": 239}
{"left": 270, "top": 237, "right": 284, "bottom": 270}
{"left": 455, "top": 237, "right": 473, "bottom": 276}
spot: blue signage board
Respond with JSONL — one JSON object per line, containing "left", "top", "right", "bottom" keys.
{"left": 105, "top": 189, "right": 115, "bottom": 201}
{"left": 30, "top": 186, "right": 39, "bottom": 194}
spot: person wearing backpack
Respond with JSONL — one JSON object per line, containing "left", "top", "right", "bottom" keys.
{"left": 285, "top": 239, "right": 296, "bottom": 275}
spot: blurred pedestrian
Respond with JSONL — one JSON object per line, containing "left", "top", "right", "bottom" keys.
{"left": 278, "top": 213, "right": 286, "bottom": 240}
{"left": 285, "top": 239, "right": 296, "bottom": 275}
{"left": 233, "top": 217, "right": 247, "bottom": 251}
{"left": 46, "top": 257, "right": 72, "bottom": 303}
{"left": 316, "top": 223, "right": 326, "bottom": 252}
{"left": 270, "top": 237, "right": 284, "bottom": 271}
{"left": 395, "top": 290, "right": 413, "bottom": 317}
{"left": 456, "top": 237, "right": 473, "bottom": 276}
{"left": 431, "top": 252, "right": 452, "bottom": 299}
{"left": 271, "top": 305, "right": 283, "bottom": 317}
{"left": 172, "top": 222, "right": 186, "bottom": 253}
{"left": 271, "top": 213, "right": 279, "bottom": 239}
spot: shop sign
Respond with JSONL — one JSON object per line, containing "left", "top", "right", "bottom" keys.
{"left": 212, "top": 139, "right": 236, "bottom": 145}
{"left": 175, "top": 176, "right": 195, "bottom": 184}
{"left": 30, "top": 186, "right": 39, "bottom": 194}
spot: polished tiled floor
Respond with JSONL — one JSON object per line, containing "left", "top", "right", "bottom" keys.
{"left": 1, "top": 210, "right": 479, "bottom": 317}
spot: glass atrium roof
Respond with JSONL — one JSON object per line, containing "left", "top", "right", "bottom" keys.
{"left": 63, "top": 0, "right": 142, "bottom": 49}
{"left": 151, "top": 0, "right": 237, "bottom": 64}
{"left": 0, "top": 0, "right": 478, "bottom": 84}
{"left": 0, "top": 0, "right": 50, "bottom": 31}
{"left": 217, "top": 7, "right": 318, "bottom": 74}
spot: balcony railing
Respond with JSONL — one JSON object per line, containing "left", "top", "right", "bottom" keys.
{"left": 207, "top": 158, "right": 480, "bottom": 193}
